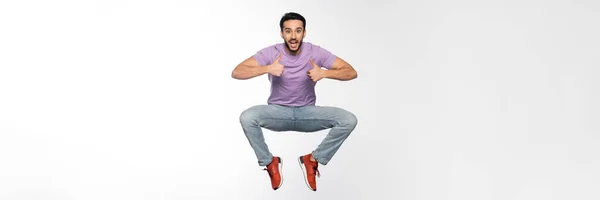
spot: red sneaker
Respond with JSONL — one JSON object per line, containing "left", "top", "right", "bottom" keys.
{"left": 263, "top": 156, "right": 283, "bottom": 190}
{"left": 298, "top": 154, "right": 320, "bottom": 191}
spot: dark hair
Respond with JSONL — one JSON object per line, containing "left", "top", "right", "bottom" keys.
{"left": 279, "top": 12, "right": 306, "bottom": 31}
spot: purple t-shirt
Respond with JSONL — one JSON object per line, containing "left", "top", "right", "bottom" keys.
{"left": 253, "top": 42, "right": 337, "bottom": 106}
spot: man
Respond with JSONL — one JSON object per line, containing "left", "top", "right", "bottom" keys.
{"left": 231, "top": 12, "right": 358, "bottom": 191}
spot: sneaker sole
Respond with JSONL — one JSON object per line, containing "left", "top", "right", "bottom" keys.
{"left": 277, "top": 157, "right": 283, "bottom": 189}
{"left": 273, "top": 157, "right": 283, "bottom": 190}
{"left": 298, "top": 156, "right": 316, "bottom": 191}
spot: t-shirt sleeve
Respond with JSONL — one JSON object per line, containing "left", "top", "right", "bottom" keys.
{"left": 313, "top": 45, "right": 337, "bottom": 70}
{"left": 252, "top": 46, "right": 276, "bottom": 67}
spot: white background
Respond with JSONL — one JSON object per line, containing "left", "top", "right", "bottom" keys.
{"left": 1, "top": 0, "right": 599, "bottom": 199}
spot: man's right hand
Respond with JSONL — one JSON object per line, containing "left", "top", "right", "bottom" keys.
{"left": 267, "top": 53, "right": 284, "bottom": 76}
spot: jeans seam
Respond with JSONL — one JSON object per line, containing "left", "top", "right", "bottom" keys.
{"left": 259, "top": 117, "right": 294, "bottom": 121}
{"left": 294, "top": 119, "right": 338, "bottom": 126}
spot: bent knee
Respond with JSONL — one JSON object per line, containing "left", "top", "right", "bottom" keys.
{"left": 239, "top": 106, "right": 261, "bottom": 124}
{"left": 339, "top": 111, "right": 358, "bottom": 127}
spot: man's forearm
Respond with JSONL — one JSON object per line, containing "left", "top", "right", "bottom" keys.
{"left": 232, "top": 64, "right": 269, "bottom": 80}
{"left": 323, "top": 66, "right": 357, "bottom": 81}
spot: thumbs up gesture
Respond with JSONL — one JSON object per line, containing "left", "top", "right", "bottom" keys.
{"left": 307, "top": 58, "right": 325, "bottom": 82}
{"left": 267, "top": 53, "right": 284, "bottom": 76}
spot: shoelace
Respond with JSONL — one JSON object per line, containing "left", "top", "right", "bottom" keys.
{"left": 313, "top": 166, "right": 321, "bottom": 178}
{"left": 263, "top": 167, "right": 275, "bottom": 177}
{"left": 263, "top": 167, "right": 275, "bottom": 172}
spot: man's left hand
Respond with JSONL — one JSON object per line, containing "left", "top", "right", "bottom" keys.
{"left": 308, "top": 58, "right": 326, "bottom": 82}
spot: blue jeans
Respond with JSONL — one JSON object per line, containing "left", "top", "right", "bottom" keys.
{"left": 239, "top": 104, "right": 358, "bottom": 166}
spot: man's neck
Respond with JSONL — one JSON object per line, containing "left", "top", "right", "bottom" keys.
{"left": 285, "top": 47, "right": 302, "bottom": 56}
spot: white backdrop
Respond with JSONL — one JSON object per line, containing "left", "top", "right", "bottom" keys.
{"left": 1, "top": 0, "right": 599, "bottom": 199}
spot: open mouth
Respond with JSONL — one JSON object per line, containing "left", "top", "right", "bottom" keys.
{"left": 289, "top": 40, "right": 298, "bottom": 48}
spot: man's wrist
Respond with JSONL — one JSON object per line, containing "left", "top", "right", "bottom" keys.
{"left": 322, "top": 69, "right": 331, "bottom": 78}
{"left": 263, "top": 64, "right": 271, "bottom": 74}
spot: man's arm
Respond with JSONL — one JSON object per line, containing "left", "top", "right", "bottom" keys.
{"left": 231, "top": 57, "right": 267, "bottom": 80}
{"left": 232, "top": 53, "right": 283, "bottom": 80}
{"left": 323, "top": 57, "right": 357, "bottom": 81}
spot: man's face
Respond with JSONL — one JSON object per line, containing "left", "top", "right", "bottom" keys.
{"left": 281, "top": 19, "right": 305, "bottom": 54}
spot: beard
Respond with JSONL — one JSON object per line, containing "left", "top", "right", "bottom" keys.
{"left": 284, "top": 39, "right": 302, "bottom": 55}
